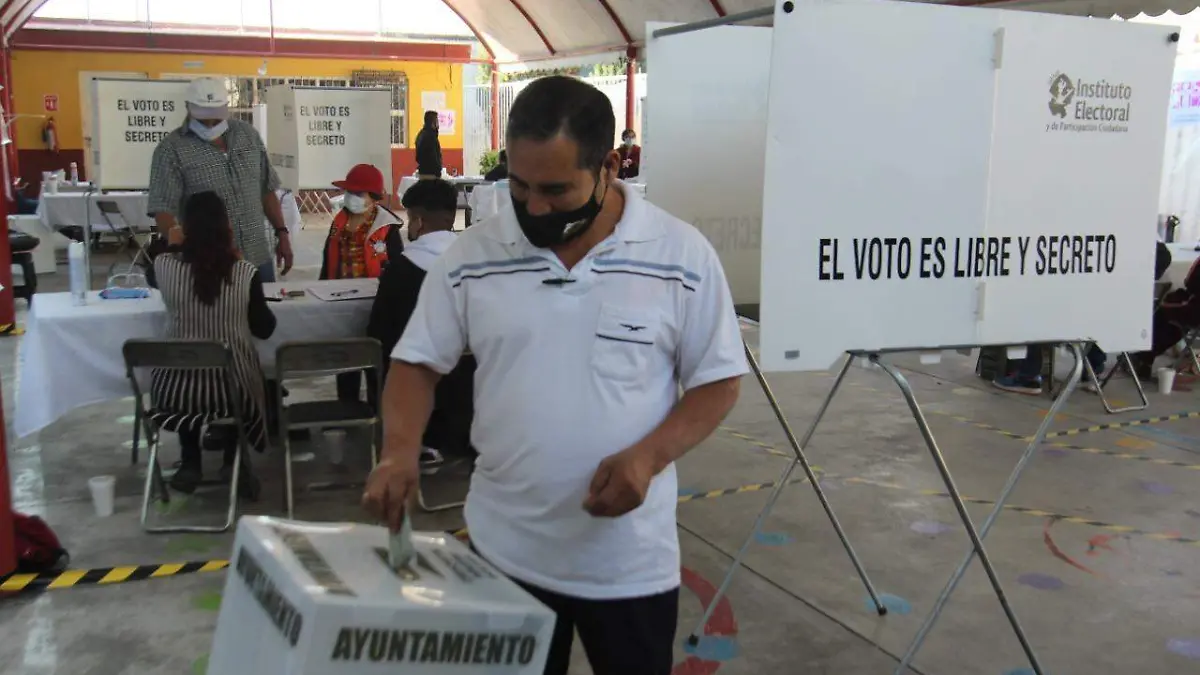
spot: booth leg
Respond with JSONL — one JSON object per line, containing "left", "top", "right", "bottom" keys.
{"left": 875, "top": 344, "right": 1083, "bottom": 675}
{"left": 688, "top": 348, "right": 885, "bottom": 644}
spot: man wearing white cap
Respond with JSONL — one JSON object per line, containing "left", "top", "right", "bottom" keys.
{"left": 149, "top": 77, "right": 293, "bottom": 279}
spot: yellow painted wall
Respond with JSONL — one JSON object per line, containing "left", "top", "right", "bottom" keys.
{"left": 10, "top": 49, "right": 463, "bottom": 150}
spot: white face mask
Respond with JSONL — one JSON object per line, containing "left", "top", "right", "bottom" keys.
{"left": 189, "top": 119, "right": 228, "bottom": 142}
{"left": 343, "top": 193, "right": 370, "bottom": 215}
{"left": 623, "top": 137, "right": 635, "bottom": 148}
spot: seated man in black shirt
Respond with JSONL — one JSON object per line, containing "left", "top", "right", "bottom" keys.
{"left": 367, "top": 178, "right": 473, "bottom": 468}
{"left": 484, "top": 149, "right": 508, "bottom": 182}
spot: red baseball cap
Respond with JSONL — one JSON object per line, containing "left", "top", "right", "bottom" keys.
{"left": 332, "top": 164, "right": 385, "bottom": 195}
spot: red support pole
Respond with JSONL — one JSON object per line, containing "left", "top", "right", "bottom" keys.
{"left": 625, "top": 47, "right": 636, "bottom": 133}
{"left": 0, "top": 44, "right": 15, "bottom": 335}
{"left": 490, "top": 66, "right": 500, "bottom": 150}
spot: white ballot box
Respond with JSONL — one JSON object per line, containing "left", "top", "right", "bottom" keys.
{"left": 208, "top": 517, "right": 555, "bottom": 674}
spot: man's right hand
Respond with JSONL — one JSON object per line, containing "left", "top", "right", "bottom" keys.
{"left": 362, "top": 457, "right": 420, "bottom": 532}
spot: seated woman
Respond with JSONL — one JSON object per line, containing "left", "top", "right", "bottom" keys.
{"left": 1133, "top": 246, "right": 1196, "bottom": 379}
{"left": 321, "top": 163, "right": 403, "bottom": 402}
{"left": 151, "top": 191, "right": 276, "bottom": 496}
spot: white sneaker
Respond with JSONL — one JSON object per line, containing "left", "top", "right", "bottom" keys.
{"left": 419, "top": 447, "right": 444, "bottom": 475}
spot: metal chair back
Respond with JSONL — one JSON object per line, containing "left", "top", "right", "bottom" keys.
{"left": 275, "top": 338, "right": 383, "bottom": 382}
{"left": 120, "top": 338, "right": 248, "bottom": 534}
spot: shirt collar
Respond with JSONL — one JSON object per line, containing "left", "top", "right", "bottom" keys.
{"left": 486, "top": 181, "right": 662, "bottom": 249}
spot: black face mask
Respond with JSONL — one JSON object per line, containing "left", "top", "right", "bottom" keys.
{"left": 512, "top": 176, "right": 608, "bottom": 249}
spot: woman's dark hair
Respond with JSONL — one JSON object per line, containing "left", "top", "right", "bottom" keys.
{"left": 506, "top": 75, "right": 615, "bottom": 169}
{"left": 180, "top": 191, "right": 237, "bottom": 306}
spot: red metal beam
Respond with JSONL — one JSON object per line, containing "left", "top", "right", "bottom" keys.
{"left": 624, "top": 47, "right": 635, "bottom": 131}
{"left": 12, "top": 29, "right": 478, "bottom": 62}
{"left": 490, "top": 68, "right": 500, "bottom": 150}
{"left": 507, "top": 0, "right": 556, "bottom": 55}
{"left": 438, "top": 0, "right": 496, "bottom": 60}
{"left": 596, "top": 0, "right": 633, "bottom": 45}
{"left": 0, "top": 43, "right": 13, "bottom": 339}
{"left": 708, "top": 0, "right": 727, "bottom": 17}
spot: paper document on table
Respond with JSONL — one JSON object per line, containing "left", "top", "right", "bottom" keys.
{"left": 307, "top": 279, "right": 378, "bottom": 302}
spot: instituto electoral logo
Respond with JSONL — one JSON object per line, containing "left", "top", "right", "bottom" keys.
{"left": 1045, "top": 71, "right": 1132, "bottom": 134}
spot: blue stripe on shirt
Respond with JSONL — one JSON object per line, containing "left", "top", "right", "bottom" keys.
{"left": 593, "top": 257, "right": 702, "bottom": 282}
{"left": 448, "top": 256, "right": 546, "bottom": 279}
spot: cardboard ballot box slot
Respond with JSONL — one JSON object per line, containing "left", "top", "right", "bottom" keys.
{"left": 208, "top": 517, "right": 554, "bottom": 674}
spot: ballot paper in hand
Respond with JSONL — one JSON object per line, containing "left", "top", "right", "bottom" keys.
{"left": 387, "top": 513, "right": 415, "bottom": 571}
{"left": 207, "top": 517, "right": 554, "bottom": 675}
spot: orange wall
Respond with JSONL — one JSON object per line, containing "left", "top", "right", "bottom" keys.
{"left": 10, "top": 49, "right": 464, "bottom": 152}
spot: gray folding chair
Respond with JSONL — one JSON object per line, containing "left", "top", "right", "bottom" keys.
{"left": 97, "top": 199, "right": 151, "bottom": 274}
{"left": 275, "top": 338, "right": 383, "bottom": 519}
{"left": 1088, "top": 280, "right": 1171, "bottom": 413}
{"left": 122, "top": 339, "right": 251, "bottom": 534}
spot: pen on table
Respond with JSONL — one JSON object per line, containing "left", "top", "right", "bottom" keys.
{"left": 330, "top": 289, "right": 360, "bottom": 298}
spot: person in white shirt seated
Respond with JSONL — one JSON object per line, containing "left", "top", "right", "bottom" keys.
{"left": 363, "top": 76, "right": 748, "bottom": 675}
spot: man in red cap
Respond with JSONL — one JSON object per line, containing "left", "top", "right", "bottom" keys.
{"left": 322, "top": 163, "right": 404, "bottom": 403}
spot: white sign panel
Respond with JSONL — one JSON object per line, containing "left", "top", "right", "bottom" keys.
{"left": 759, "top": 0, "right": 1175, "bottom": 372}
{"left": 207, "top": 517, "right": 555, "bottom": 675}
{"left": 644, "top": 22, "right": 770, "bottom": 307}
{"left": 91, "top": 78, "right": 189, "bottom": 189}
{"left": 421, "top": 90, "right": 447, "bottom": 111}
{"left": 266, "top": 85, "right": 300, "bottom": 192}
{"left": 267, "top": 86, "right": 393, "bottom": 191}
{"left": 979, "top": 13, "right": 1173, "bottom": 350}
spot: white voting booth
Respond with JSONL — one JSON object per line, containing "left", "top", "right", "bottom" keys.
{"left": 266, "top": 86, "right": 393, "bottom": 193}
{"left": 208, "top": 518, "right": 554, "bottom": 675}
{"left": 90, "top": 78, "right": 190, "bottom": 189}
{"left": 648, "top": 2, "right": 1175, "bottom": 672}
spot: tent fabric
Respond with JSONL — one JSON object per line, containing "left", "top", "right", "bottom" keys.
{"left": 1, "top": 0, "right": 1196, "bottom": 60}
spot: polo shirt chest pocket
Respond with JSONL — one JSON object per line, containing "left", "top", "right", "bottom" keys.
{"left": 592, "top": 303, "right": 664, "bottom": 382}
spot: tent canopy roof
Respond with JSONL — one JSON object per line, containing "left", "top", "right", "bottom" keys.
{"left": 2, "top": 0, "right": 1196, "bottom": 62}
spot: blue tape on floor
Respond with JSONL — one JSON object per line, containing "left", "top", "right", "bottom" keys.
{"left": 754, "top": 531, "right": 793, "bottom": 546}
{"left": 866, "top": 593, "right": 911, "bottom": 615}
{"left": 682, "top": 635, "right": 740, "bottom": 662}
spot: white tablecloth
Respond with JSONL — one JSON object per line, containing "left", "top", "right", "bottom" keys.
{"left": 1165, "top": 243, "right": 1200, "bottom": 289}
{"left": 468, "top": 182, "right": 508, "bottom": 224}
{"left": 397, "top": 175, "right": 484, "bottom": 208}
{"left": 38, "top": 191, "right": 154, "bottom": 233}
{"left": 14, "top": 279, "right": 377, "bottom": 439}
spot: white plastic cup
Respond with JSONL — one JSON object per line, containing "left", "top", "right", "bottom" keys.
{"left": 45, "top": 176, "right": 58, "bottom": 194}
{"left": 88, "top": 475, "right": 116, "bottom": 517}
{"left": 322, "top": 429, "right": 348, "bottom": 465}
{"left": 1158, "top": 367, "right": 1176, "bottom": 395}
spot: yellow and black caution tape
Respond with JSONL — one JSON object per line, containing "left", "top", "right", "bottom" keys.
{"left": 931, "top": 412, "right": 1200, "bottom": 471}
{"left": 718, "top": 426, "right": 792, "bottom": 459}
{"left": 1042, "top": 411, "right": 1200, "bottom": 439}
{"left": 842, "top": 476, "right": 1200, "bottom": 547}
{"left": 712, "top": 421, "right": 1200, "bottom": 546}
{"left": 0, "top": 559, "right": 228, "bottom": 594}
{"left": 677, "top": 478, "right": 806, "bottom": 504}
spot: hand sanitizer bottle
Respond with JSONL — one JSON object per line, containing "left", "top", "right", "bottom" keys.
{"left": 69, "top": 241, "right": 88, "bottom": 305}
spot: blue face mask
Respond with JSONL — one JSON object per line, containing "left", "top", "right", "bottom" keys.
{"left": 189, "top": 119, "right": 228, "bottom": 142}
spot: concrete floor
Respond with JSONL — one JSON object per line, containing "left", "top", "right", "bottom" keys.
{"left": 2, "top": 219, "right": 1199, "bottom": 674}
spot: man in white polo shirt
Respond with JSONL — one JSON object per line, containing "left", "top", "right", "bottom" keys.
{"left": 363, "top": 76, "right": 748, "bottom": 675}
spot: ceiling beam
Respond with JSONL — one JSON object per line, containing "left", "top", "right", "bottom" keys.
{"left": 507, "top": 0, "right": 556, "bottom": 54}
{"left": 596, "top": 0, "right": 634, "bottom": 44}
{"left": 438, "top": 0, "right": 496, "bottom": 60}
{"left": 7, "top": 0, "right": 44, "bottom": 41}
